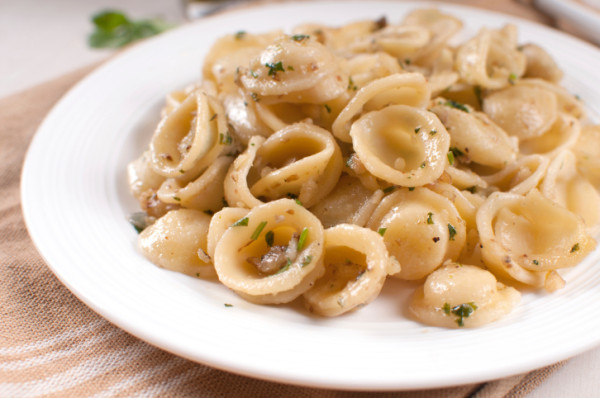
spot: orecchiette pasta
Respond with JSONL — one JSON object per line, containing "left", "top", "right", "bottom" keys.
{"left": 128, "top": 10, "right": 599, "bottom": 328}
{"left": 213, "top": 199, "right": 325, "bottom": 304}
{"left": 303, "top": 224, "right": 398, "bottom": 316}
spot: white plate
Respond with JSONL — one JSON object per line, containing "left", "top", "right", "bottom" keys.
{"left": 21, "top": 0, "right": 600, "bottom": 391}
{"left": 534, "top": 0, "right": 600, "bottom": 45}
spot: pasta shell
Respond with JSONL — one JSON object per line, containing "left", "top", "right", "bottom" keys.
{"left": 139, "top": 209, "right": 216, "bottom": 278}
{"left": 332, "top": 73, "right": 431, "bottom": 142}
{"left": 213, "top": 199, "right": 325, "bottom": 304}
{"left": 367, "top": 187, "right": 466, "bottom": 280}
{"left": 150, "top": 90, "right": 229, "bottom": 179}
{"left": 349, "top": 104, "right": 450, "bottom": 186}
{"left": 409, "top": 262, "right": 521, "bottom": 328}
{"left": 476, "top": 189, "right": 596, "bottom": 287}
{"left": 303, "top": 224, "right": 397, "bottom": 316}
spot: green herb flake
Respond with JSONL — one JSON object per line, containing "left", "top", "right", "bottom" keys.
{"left": 276, "top": 258, "right": 292, "bottom": 274}
{"left": 447, "top": 151, "right": 455, "bottom": 165}
{"left": 427, "top": 212, "right": 434, "bottom": 224}
{"left": 266, "top": 61, "right": 285, "bottom": 76}
{"left": 450, "top": 146, "right": 464, "bottom": 158}
{"left": 265, "top": 230, "right": 274, "bottom": 247}
{"left": 533, "top": 259, "right": 539, "bottom": 265}
{"left": 251, "top": 221, "right": 268, "bottom": 240}
{"left": 429, "top": 129, "right": 437, "bottom": 135}
{"left": 324, "top": 104, "right": 332, "bottom": 113}
{"left": 209, "top": 113, "right": 217, "bottom": 121}
{"left": 297, "top": 227, "right": 309, "bottom": 251}
{"left": 88, "top": 10, "right": 174, "bottom": 49}
{"left": 508, "top": 72, "right": 517, "bottom": 84}
{"left": 224, "top": 303, "right": 233, "bottom": 307}
{"left": 414, "top": 126, "right": 421, "bottom": 134}
{"left": 287, "top": 65, "right": 294, "bottom": 71}
{"left": 450, "top": 302, "right": 478, "bottom": 327}
{"left": 348, "top": 76, "right": 358, "bottom": 91}
{"left": 250, "top": 92, "right": 260, "bottom": 102}
{"left": 219, "top": 133, "right": 233, "bottom": 145}
{"left": 234, "top": 30, "right": 246, "bottom": 40}
{"left": 383, "top": 185, "right": 396, "bottom": 193}
{"left": 404, "top": 58, "right": 411, "bottom": 65}
{"left": 232, "top": 217, "right": 249, "bottom": 227}
{"left": 444, "top": 99, "right": 469, "bottom": 112}
{"left": 408, "top": 187, "right": 415, "bottom": 191}
{"left": 571, "top": 243, "right": 580, "bottom": 253}
{"left": 378, "top": 227, "right": 387, "bottom": 236}
{"left": 474, "top": 86, "right": 483, "bottom": 107}
{"left": 128, "top": 212, "right": 151, "bottom": 234}
{"left": 301, "top": 255, "right": 312, "bottom": 267}
{"left": 291, "top": 34, "right": 310, "bottom": 42}
{"left": 442, "top": 302, "right": 451, "bottom": 315}
{"left": 448, "top": 223, "right": 457, "bottom": 240}
{"left": 249, "top": 69, "right": 258, "bottom": 78}
{"left": 466, "top": 186, "right": 477, "bottom": 194}
{"left": 203, "top": 209, "right": 214, "bottom": 216}
{"left": 172, "top": 196, "right": 181, "bottom": 202}
{"left": 420, "top": 161, "right": 427, "bottom": 168}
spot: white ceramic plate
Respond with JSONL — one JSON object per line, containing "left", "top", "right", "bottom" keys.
{"left": 21, "top": 0, "right": 600, "bottom": 390}
{"left": 534, "top": 0, "right": 600, "bottom": 45}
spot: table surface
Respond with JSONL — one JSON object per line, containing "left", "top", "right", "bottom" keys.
{"left": 2, "top": 0, "right": 599, "bottom": 396}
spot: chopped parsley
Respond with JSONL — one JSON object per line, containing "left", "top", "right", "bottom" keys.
{"left": 291, "top": 34, "right": 310, "bottom": 42}
{"left": 448, "top": 223, "right": 457, "bottom": 240}
{"left": 444, "top": 99, "right": 469, "bottom": 112}
{"left": 348, "top": 76, "right": 358, "bottom": 91}
{"left": 232, "top": 217, "right": 249, "bottom": 227}
{"left": 324, "top": 104, "right": 332, "bottom": 113}
{"left": 414, "top": 126, "right": 421, "bottom": 134}
{"left": 275, "top": 258, "right": 292, "bottom": 274}
{"left": 249, "top": 69, "right": 259, "bottom": 78}
{"left": 408, "top": 187, "right": 415, "bottom": 191}
{"left": 447, "top": 302, "right": 478, "bottom": 327}
{"left": 265, "top": 230, "right": 274, "bottom": 247}
{"left": 383, "top": 185, "right": 396, "bottom": 193}
{"left": 508, "top": 72, "right": 517, "bottom": 84}
{"left": 234, "top": 30, "right": 246, "bottom": 40}
{"left": 427, "top": 212, "right": 434, "bottom": 224}
{"left": 251, "top": 221, "right": 268, "bottom": 240}
{"left": 250, "top": 92, "right": 260, "bottom": 102}
{"left": 219, "top": 132, "right": 233, "bottom": 145}
{"left": 297, "top": 227, "right": 309, "bottom": 251}
{"left": 301, "top": 255, "right": 312, "bottom": 267}
{"left": 265, "top": 61, "right": 285, "bottom": 76}
{"left": 429, "top": 129, "right": 437, "bottom": 135}
{"left": 447, "top": 151, "right": 455, "bottom": 165}
{"left": 172, "top": 196, "right": 181, "bottom": 202}
{"left": 378, "top": 227, "right": 387, "bottom": 236}
{"left": 224, "top": 303, "right": 233, "bottom": 307}
{"left": 420, "top": 161, "right": 427, "bottom": 168}
{"left": 449, "top": 147, "right": 464, "bottom": 162}
{"left": 533, "top": 259, "right": 539, "bottom": 266}
{"left": 571, "top": 243, "right": 580, "bottom": 253}
{"left": 466, "top": 186, "right": 477, "bottom": 194}
{"left": 474, "top": 86, "right": 483, "bottom": 107}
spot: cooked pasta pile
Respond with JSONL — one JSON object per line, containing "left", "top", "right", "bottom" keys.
{"left": 127, "top": 9, "right": 599, "bottom": 328}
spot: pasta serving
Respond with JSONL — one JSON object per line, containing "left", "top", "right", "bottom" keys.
{"left": 127, "top": 9, "right": 599, "bottom": 328}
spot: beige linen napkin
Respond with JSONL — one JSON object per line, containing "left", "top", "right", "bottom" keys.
{"left": 0, "top": 0, "right": 578, "bottom": 396}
